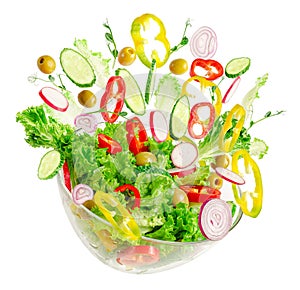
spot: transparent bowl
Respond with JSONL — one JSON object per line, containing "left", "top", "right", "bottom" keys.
{"left": 57, "top": 171, "right": 242, "bottom": 274}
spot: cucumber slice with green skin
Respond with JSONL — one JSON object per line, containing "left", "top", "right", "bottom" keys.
{"left": 60, "top": 48, "right": 96, "bottom": 87}
{"left": 169, "top": 96, "right": 190, "bottom": 140}
{"left": 115, "top": 68, "right": 146, "bottom": 115}
{"left": 225, "top": 57, "right": 251, "bottom": 78}
{"left": 38, "top": 150, "right": 64, "bottom": 180}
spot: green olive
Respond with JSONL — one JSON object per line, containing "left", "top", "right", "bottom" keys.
{"left": 78, "top": 90, "right": 97, "bottom": 108}
{"left": 37, "top": 55, "right": 56, "bottom": 74}
{"left": 118, "top": 47, "right": 136, "bottom": 66}
{"left": 172, "top": 188, "right": 189, "bottom": 206}
{"left": 169, "top": 58, "right": 188, "bottom": 75}
{"left": 215, "top": 154, "right": 230, "bottom": 168}
{"left": 135, "top": 152, "right": 157, "bottom": 166}
{"left": 208, "top": 172, "right": 223, "bottom": 189}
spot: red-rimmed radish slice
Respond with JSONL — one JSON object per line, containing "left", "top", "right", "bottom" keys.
{"left": 39, "top": 87, "right": 69, "bottom": 112}
{"left": 198, "top": 198, "right": 232, "bottom": 241}
{"left": 222, "top": 77, "right": 241, "bottom": 103}
{"left": 171, "top": 142, "right": 198, "bottom": 168}
{"left": 190, "top": 26, "right": 218, "bottom": 59}
{"left": 74, "top": 113, "right": 98, "bottom": 133}
{"left": 168, "top": 164, "right": 197, "bottom": 178}
{"left": 215, "top": 166, "right": 245, "bottom": 185}
{"left": 72, "top": 184, "right": 94, "bottom": 205}
{"left": 116, "top": 245, "right": 160, "bottom": 267}
{"left": 149, "top": 110, "right": 169, "bottom": 142}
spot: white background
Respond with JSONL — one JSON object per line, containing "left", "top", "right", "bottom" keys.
{"left": 1, "top": 0, "right": 299, "bottom": 289}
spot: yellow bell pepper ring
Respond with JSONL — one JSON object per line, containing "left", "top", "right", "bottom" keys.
{"left": 231, "top": 149, "right": 263, "bottom": 218}
{"left": 181, "top": 76, "right": 222, "bottom": 116}
{"left": 93, "top": 191, "right": 141, "bottom": 241}
{"left": 131, "top": 13, "right": 170, "bottom": 68}
{"left": 219, "top": 104, "right": 245, "bottom": 152}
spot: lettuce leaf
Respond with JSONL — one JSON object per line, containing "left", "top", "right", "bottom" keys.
{"left": 74, "top": 38, "right": 110, "bottom": 88}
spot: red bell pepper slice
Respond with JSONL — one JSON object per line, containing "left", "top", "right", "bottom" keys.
{"left": 126, "top": 117, "right": 148, "bottom": 155}
{"left": 63, "top": 160, "right": 72, "bottom": 192}
{"left": 98, "top": 133, "right": 122, "bottom": 154}
{"left": 179, "top": 185, "right": 221, "bottom": 203}
{"left": 190, "top": 58, "right": 223, "bottom": 81}
{"left": 115, "top": 184, "right": 141, "bottom": 209}
{"left": 100, "top": 76, "right": 125, "bottom": 123}
{"left": 188, "top": 102, "right": 215, "bottom": 139}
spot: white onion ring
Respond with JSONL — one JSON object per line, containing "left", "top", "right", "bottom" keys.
{"left": 74, "top": 113, "right": 98, "bottom": 133}
{"left": 190, "top": 26, "right": 218, "bottom": 59}
{"left": 198, "top": 198, "right": 232, "bottom": 241}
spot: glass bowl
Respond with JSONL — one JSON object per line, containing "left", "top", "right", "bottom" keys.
{"left": 57, "top": 171, "right": 242, "bottom": 274}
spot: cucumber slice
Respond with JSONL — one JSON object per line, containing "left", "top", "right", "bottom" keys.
{"left": 60, "top": 48, "right": 96, "bottom": 87}
{"left": 225, "top": 57, "right": 251, "bottom": 78}
{"left": 116, "top": 68, "right": 146, "bottom": 115}
{"left": 169, "top": 96, "right": 190, "bottom": 140}
{"left": 38, "top": 150, "right": 64, "bottom": 180}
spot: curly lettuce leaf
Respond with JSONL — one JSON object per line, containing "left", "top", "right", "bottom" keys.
{"left": 146, "top": 203, "right": 205, "bottom": 242}
{"left": 74, "top": 38, "right": 110, "bottom": 88}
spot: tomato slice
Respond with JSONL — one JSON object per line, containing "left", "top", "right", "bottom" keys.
{"left": 180, "top": 185, "right": 221, "bottom": 203}
{"left": 117, "top": 245, "right": 160, "bottom": 267}
{"left": 97, "top": 133, "right": 122, "bottom": 154}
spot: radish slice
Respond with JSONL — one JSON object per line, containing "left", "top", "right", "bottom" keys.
{"left": 215, "top": 167, "right": 245, "bottom": 185}
{"left": 171, "top": 142, "right": 198, "bottom": 168}
{"left": 222, "top": 77, "right": 241, "bottom": 103}
{"left": 149, "top": 110, "right": 169, "bottom": 142}
{"left": 190, "top": 26, "right": 218, "bottom": 59}
{"left": 168, "top": 165, "right": 197, "bottom": 178}
{"left": 74, "top": 113, "right": 98, "bottom": 133}
{"left": 72, "top": 184, "right": 94, "bottom": 205}
{"left": 199, "top": 198, "right": 232, "bottom": 241}
{"left": 39, "top": 87, "right": 69, "bottom": 112}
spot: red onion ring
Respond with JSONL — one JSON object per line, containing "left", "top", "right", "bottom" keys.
{"left": 190, "top": 26, "right": 218, "bottom": 59}
{"left": 72, "top": 184, "right": 94, "bottom": 205}
{"left": 74, "top": 113, "right": 98, "bottom": 133}
{"left": 198, "top": 198, "right": 232, "bottom": 241}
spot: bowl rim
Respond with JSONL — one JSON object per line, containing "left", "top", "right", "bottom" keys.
{"left": 57, "top": 170, "right": 243, "bottom": 246}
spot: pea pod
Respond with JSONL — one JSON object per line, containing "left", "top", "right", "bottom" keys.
{"left": 231, "top": 149, "right": 263, "bottom": 218}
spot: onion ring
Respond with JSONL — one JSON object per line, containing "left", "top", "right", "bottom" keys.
{"left": 198, "top": 198, "right": 232, "bottom": 241}
{"left": 190, "top": 26, "right": 218, "bottom": 59}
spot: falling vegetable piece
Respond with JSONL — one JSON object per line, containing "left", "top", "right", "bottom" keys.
{"left": 93, "top": 191, "right": 141, "bottom": 241}
{"left": 169, "top": 58, "right": 188, "bottom": 75}
{"left": 115, "top": 184, "right": 141, "bottom": 209}
{"left": 38, "top": 149, "right": 64, "bottom": 180}
{"left": 215, "top": 166, "right": 245, "bottom": 185}
{"left": 131, "top": 13, "right": 171, "bottom": 68}
{"left": 74, "top": 113, "right": 98, "bottom": 133}
{"left": 77, "top": 90, "right": 97, "bottom": 108}
{"left": 225, "top": 57, "right": 251, "bottom": 78}
{"left": 190, "top": 26, "right": 218, "bottom": 59}
{"left": 72, "top": 184, "right": 94, "bottom": 205}
{"left": 97, "top": 133, "right": 122, "bottom": 154}
{"left": 149, "top": 110, "right": 169, "bottom": 143}
{"left": 100, "top": 76, "right": 126, "bottom": 123}
{"left": 118, "top": 46, "right": 136, "bottom": 66}
{"left": 181, "top": 76, "right": 222, "bottom": 116}
{"left": 219, "top": 104, "right": 246, "bottom": 152}
{"left": 39, "top": 87, "right": 69, "bottom": 112}
{"left": 37, "top": 55, "right": 56, "bottom": 74}
{"left": 222, "top": 77, "right": 241, "bottom": 103}
{"left": 198, "top": 198, "right": 232, "bottom": 241}
{"left": 171, "top": 142, "right": 198, "bottom": 169}
{"left": 190, "top": 58, "right": 224, "bottom": 81}
{"left": 188, "top": 102, "right": 215, "bottom": 139}
{"left": 231, "top": 149, "right": 263, "bottom": 218}
{"left": 168, "top": 164, "right": 197, "bottom": 178}
{"left": 117, "top": 245, "right": 160, "bottom": 267}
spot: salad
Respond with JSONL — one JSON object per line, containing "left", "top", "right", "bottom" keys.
{"left": 17, "top": 13, "right": 283, "bottom": 257}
